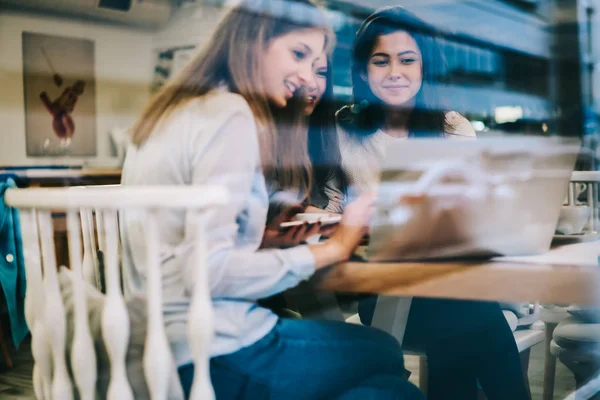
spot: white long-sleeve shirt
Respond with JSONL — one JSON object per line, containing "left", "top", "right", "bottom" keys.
{"left": 119, "top": 90, "right": 315, "bottom": 366}
{"left": 325, "top": 111, "right": 477, "bottom": 213}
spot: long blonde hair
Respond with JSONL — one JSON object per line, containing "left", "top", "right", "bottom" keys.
{"left": 131, "top": 0, "right": 333, "bottom": 197}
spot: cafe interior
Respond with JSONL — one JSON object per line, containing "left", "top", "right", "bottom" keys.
{"left": 0, "top": 0, "right": 599, "bottom": 399}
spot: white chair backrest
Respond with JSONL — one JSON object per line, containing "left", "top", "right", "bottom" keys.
{"left": 79, "top": 207, "right": 101, "bottom": 289}
{"left": 5, "top": 185, "right": 229, "bottom": 400}
{"left": 78, "top": 184, "right": 120, "bottom": 292}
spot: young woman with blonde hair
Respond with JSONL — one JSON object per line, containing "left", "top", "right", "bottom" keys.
{"left": 120, "top": 1, "right": 423, "bottom": 398}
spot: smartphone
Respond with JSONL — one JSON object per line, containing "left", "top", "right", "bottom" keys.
{"left": 278, "top": 215, "right": 342, "bottom": 233}
{"left": 278, "top": 220, "right": 314, "bottom": 232}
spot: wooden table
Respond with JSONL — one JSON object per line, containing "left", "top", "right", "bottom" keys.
{"left": 314, "top": 241, "right": 600, "bottom": 305}
{"left": 312, "top": 241, "right": 599, "bottom": 400}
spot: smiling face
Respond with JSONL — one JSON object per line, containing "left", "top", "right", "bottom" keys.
{"left": 305, "top": 54, "right": 328, "bottom": 115}
{"left": 364, "top": 31, "right": 423, "bottom": 107}
{"left": 261, "top": 29, "right": 326, "bottom": 108}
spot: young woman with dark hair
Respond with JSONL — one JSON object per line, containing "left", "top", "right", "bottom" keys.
{"left": 320, "top": 7, "right": 529, "bottom": 400}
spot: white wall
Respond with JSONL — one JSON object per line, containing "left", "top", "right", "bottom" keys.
{"left": 148, "top": 2, "right": 225, "bottom": 95}
{"left": 0, "top": 10, "right": 154, "bottom": 166}
{"left": 152, "top": 2, "right": 225, "bottom": 51}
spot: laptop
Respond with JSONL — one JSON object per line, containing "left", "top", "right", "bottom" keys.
{"left": 366, "top": 136, "right": 582, "bottom": 261}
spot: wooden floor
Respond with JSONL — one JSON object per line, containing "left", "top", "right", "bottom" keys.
{"left": 0, "top": 335, "right": 577, "bottom": 399}
{"left": 404, "top": 342, "right": 576, "bottom": 399}
{"left": 0, "top": 336, "right": 35, "bottom": 399}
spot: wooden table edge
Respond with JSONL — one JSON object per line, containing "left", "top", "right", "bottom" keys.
{"left": 313, "top": 260, "right": 600, "bottom": 305}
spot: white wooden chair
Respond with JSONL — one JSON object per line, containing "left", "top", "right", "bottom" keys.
{"left": 5, "top": 185, "right": 229, "bottom": 400}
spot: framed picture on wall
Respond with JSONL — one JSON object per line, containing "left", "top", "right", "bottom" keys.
{"left": 22, "top": 32, "right": 97, "bottom": 157}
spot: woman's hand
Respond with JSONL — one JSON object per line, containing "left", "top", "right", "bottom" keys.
{"left": 261, "top": 205, "right": 321, "bottom": 248}
{"left": 261, "top": 222, "right": 322, "bottom": 249}
{"left": 316, "top": 193, "right": 375, "bottom": 265}
{"left": 302, "top": 206, "right": 342, "bottom": 237}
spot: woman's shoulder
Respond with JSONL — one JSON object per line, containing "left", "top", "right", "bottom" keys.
{"left": 445, "top": 111, "right": 476, "bottom": 138}
{"left": 188, "top": 89, "right": 254, "bottom": 120}
{"left": 160, "top": 91, "right": 257, "bottom": 154}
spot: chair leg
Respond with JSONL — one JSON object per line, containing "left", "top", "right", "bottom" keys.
{"left": 419, "top": 356, "right": 428, "bottom": 397}
{"left": 543, "top": 323, "right": 558, "bottom": 400}
{"left": 520, "top": 348, "right": 532, "bottom": 400}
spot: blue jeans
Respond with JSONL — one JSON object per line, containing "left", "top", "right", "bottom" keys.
{"left": 359, "top": 297, "right": 529, "bottom": 400}
{"left": 178, "top": 319, "right": 424, "bottom": 400}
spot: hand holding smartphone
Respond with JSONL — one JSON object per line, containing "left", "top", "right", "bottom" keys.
{"left": 278, "top": 214, "right": 341, "bottom": 232}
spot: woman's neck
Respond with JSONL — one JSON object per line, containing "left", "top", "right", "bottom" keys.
{"left": 382, "top": 107, "right": 412, "bottom": 138}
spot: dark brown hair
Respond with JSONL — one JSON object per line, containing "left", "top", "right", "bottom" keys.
{"left": 338, "top": 6, "right": 452, "bottom": 138}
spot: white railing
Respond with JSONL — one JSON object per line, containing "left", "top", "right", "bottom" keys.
{"left": 5, "top": 185, "right": 229, "bottom": 400}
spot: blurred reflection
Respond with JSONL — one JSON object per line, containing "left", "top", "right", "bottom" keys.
{"left": 2, "top": 0, "right": 600, "bottom": 399}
